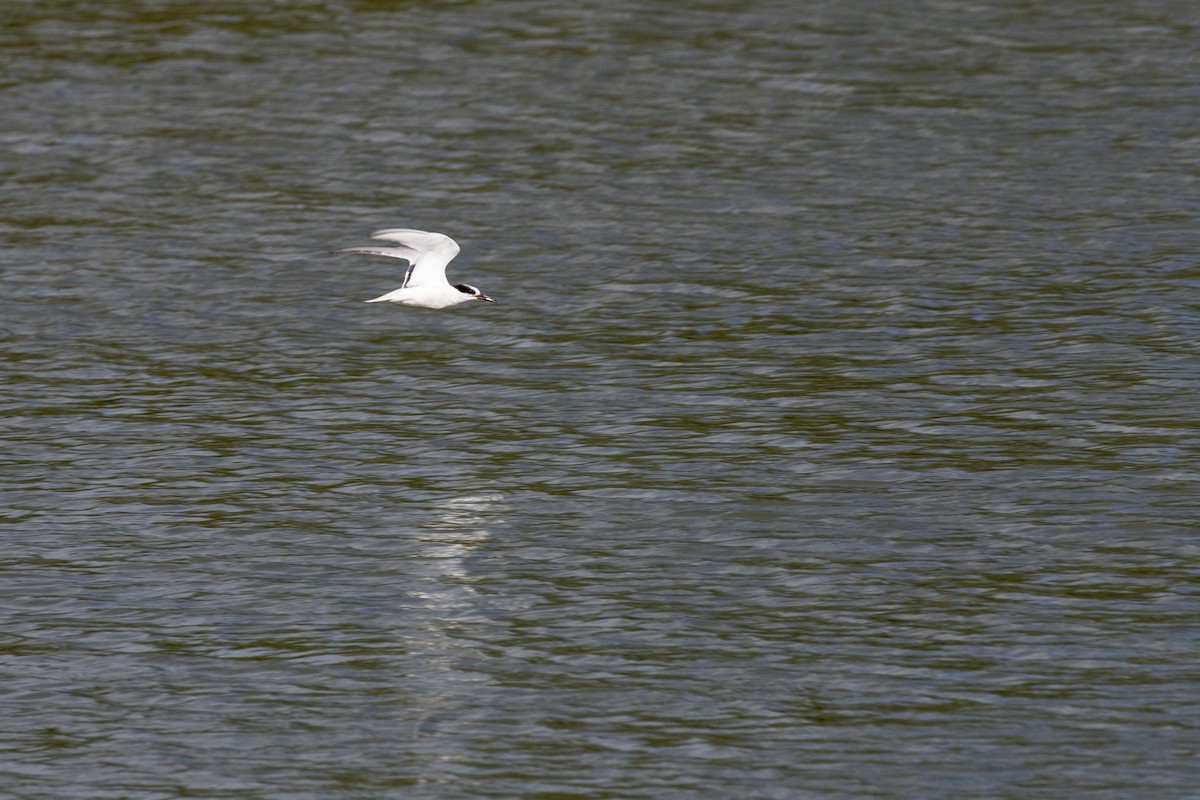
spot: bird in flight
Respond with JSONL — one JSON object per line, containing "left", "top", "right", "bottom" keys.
{"left": 337, "top": 228, "right": 494, "bottom": 309}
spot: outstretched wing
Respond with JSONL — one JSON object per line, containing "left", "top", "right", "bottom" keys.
{"left": 336, "top": 245, "right": 420, "bottom": 288}
{"left": 368, "top": 229, "right": 460, "bottom": 288}
{"left": 336, "top": 229, "right": 461, "bottom": 289}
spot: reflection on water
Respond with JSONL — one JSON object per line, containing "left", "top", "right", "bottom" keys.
{"left": 2, "top": 1, "right": 1198, "bottom": 798}
{"left": 429, "top": 492, "right": 507, "bottom": 533}
{"left": 410, "top": 493, "right": 503, "bottom": 604}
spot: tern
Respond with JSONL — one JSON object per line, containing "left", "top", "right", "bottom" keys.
{"left": 337, "top": 228, "right": 494, "bottom": 309}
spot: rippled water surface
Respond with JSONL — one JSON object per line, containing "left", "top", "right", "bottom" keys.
{"left": 3, "top": 1, "right": 1199, "bottom": 798}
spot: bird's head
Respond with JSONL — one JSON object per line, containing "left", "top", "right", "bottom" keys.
{"left": 455, "top": 284, "right": 495, "bottom": 303}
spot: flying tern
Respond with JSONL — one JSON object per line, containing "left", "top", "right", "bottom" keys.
{"left": 338, "top": 229, "right": 494, "bottom": 309}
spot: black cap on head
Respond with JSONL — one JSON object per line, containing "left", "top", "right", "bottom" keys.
{"left": 455, "top": 283, "right": 495, "bottom": 302}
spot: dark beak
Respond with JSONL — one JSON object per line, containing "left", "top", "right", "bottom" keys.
{"left": 478, "top": 294, "right": 495, "bottom": 302}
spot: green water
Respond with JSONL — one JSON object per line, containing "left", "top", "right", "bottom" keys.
{"left": 2, "top": 1, "right": 1198, "bottom": 798}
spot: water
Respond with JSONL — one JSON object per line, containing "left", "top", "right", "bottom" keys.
{"left": 3, "top": 1, "right": 1198, "bottom": 798}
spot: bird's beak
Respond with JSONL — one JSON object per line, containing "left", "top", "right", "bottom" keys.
{"left": 478, "top": 294, "right": 495, "bottom": 302}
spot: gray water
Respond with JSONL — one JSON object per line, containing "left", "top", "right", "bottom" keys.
{"left": 3, "top": 1, "right": 1198, "bottom": 798}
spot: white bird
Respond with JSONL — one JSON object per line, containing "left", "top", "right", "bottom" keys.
{"left": 338, "top": 228, "right": 494, "bottom": 309}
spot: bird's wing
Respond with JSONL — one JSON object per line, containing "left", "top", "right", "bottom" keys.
{"left": 368, "top": 229, "right": 460, "bottom": 288}
{"left": 336, "top": 245, "right": 422, "bottom": 288}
